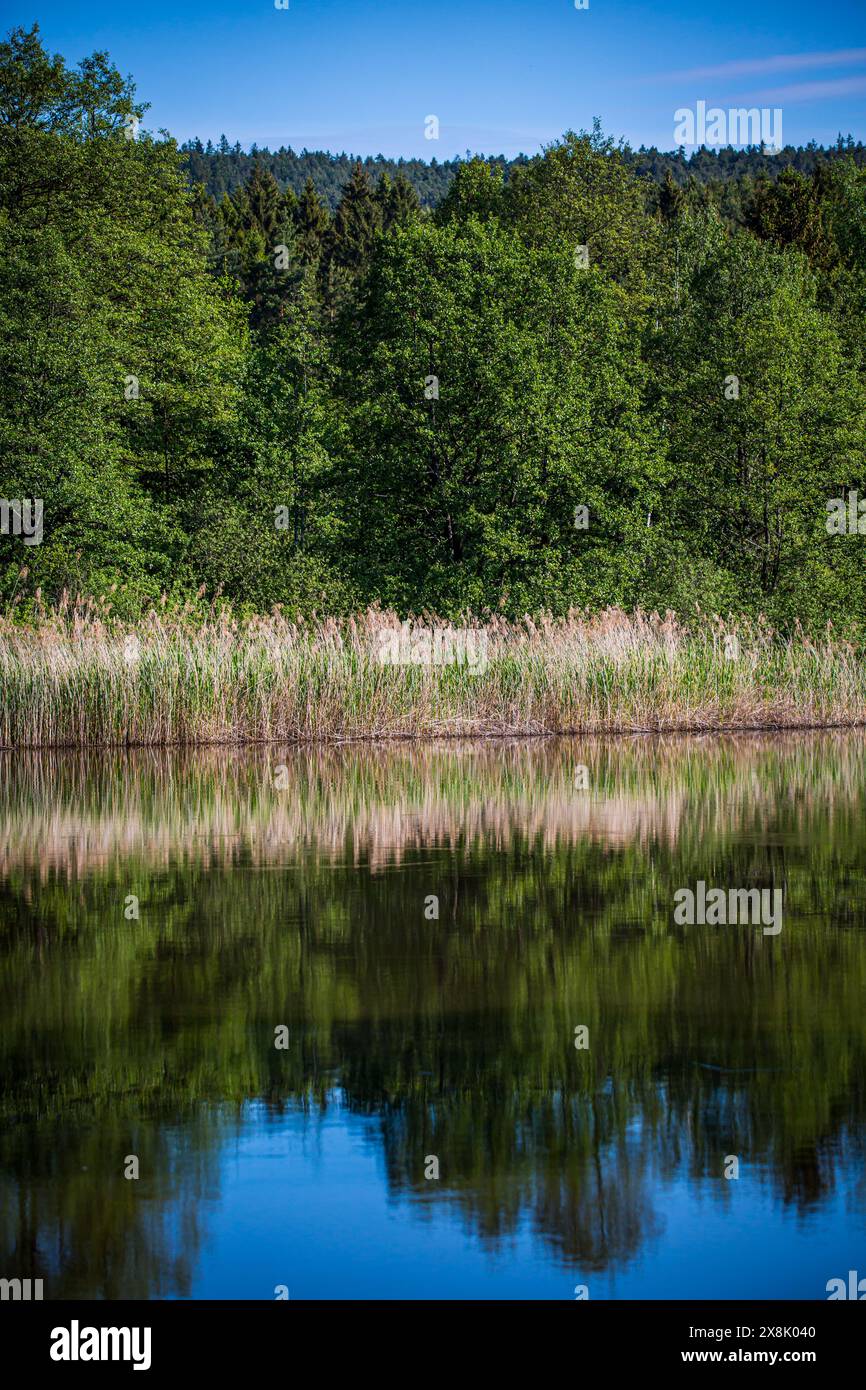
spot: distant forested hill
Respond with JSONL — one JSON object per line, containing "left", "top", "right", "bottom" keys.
{"left": 181, "top": 135, "right": 866, "bottom": 208}
{"left": 179, "top": 141, "right": 517, "bottom": 209}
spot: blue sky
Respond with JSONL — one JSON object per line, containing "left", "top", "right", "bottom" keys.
{"left": 10, "top": 0, "right": 866, "bottom": 157}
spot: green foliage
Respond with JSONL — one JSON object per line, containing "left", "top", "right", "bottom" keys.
{"left": 188, "top": 279, "right": 353, "bottom": 613}
{"left": 334, "top": 215, "right": 664, "bottom": 612}
{"left": 505, "top": 124, "right": 660, "bottom": 299}
{"left": 4, "top": 26, "right": 866, "bottom": 630}
{"left": 295, "top": 174, "right": 330, "bottom": 264}
{"left": 0, "top": 25, "right": 246, "bottom": 606}
{"left": 647, "top": 217, "right": 866, "bottom": 625}
{"left": 435, "top": 158, "right": 505, "bottom": 225}
{"left": 329, "top": 160, "right": 382, "bottom": 274}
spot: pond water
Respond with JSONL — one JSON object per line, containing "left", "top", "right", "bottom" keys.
{"left": 1, "top": 735, "right": 864, "bottom": 1300}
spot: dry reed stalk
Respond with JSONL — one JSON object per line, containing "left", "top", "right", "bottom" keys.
{"left": 0, "top": 603, "right": 864, "bottom": 747}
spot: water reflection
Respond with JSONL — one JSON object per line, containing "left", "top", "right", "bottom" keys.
{"left": 1, "top": 735, "right": 865, "bottom": 1298}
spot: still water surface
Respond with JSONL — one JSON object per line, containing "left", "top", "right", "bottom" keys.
{"left": 1, "top": 735, "right": 864, "bottom": 1299}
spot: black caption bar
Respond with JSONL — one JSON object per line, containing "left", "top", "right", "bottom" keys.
{"left": 4, "top": 1299, "right": 862, "bottom": 1376}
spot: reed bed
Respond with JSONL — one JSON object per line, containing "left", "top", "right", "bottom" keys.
{"left": 1, "top": 599, "right": 864, "bottom": 747}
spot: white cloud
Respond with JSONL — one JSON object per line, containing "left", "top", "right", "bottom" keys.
{"left": 648, "top": 48, "right": 866, "bottom": 83}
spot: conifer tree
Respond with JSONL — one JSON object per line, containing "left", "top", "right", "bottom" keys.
{"left": 331, "top": 161, "right": 381, "bottom": 272}
{"left": 377, "top": 170, "right": 420, "bottom": 230}
{"left": 295, "top": 175, "right": 330, "bottom": 264}
{"left": 658, "top": 169, "right": 685, "bottom": 223}
{"left": 244, "top": 161, "right": 282, "bottom": 242}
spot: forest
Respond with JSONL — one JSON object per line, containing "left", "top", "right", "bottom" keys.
{"left": 179, "top": 131, "right": 866, "bottom": 209}
{"left": 3, "top": 23, "right": 866, "bottom": 632}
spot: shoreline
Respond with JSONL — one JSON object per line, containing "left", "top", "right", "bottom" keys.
{"left": 2, "top": 715, "right": 866, "bottom": 750}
